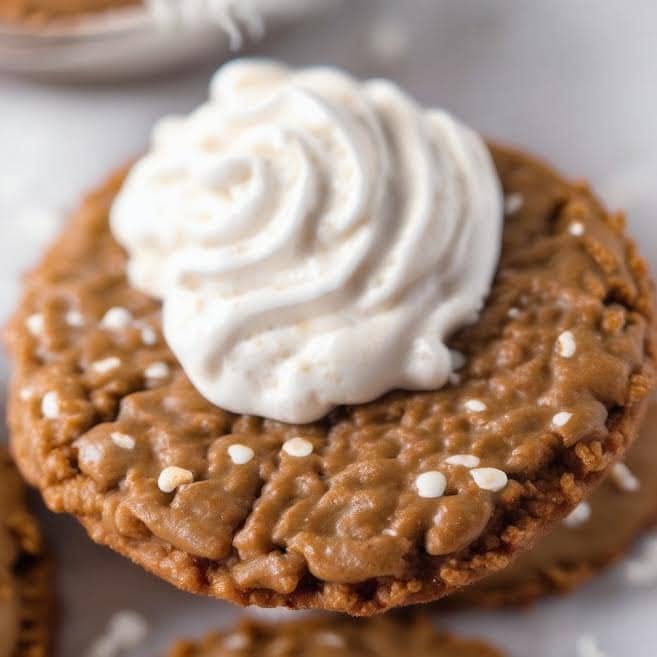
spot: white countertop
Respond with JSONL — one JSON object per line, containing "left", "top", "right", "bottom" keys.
{"left": 1, "top": 2, "right": 657, "bottom": 656}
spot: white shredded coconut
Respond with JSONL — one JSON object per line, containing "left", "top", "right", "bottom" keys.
{"left": 84, "top": 610, "right": 149, "bottom": 657}
{"left": 563, "top": 501, "right": 591, "bottom": 528}
{"left": 504, "top": 193, "right": 524, "bottom": 215}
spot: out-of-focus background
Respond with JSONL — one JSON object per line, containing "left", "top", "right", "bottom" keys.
{"left": 1, "top": 2, "right": 656, "bottom": 656}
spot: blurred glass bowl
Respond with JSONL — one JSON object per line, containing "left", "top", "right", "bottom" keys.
{"left": 0, "top": 0, "right": 339, "bottom": 81}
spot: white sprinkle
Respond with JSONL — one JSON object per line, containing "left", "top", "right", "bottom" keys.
{"left": 563, "top": 501, "right": 592, "bottom": 528}
{"left": 19, "top": 387, "right": 35, "bottom": 401}
{"left": 91, "top": 356, "right": 121, "bottom": 374}
{"left": 464, "top": 399, "right": 487, "bottom": 412}
{"left": 576, "top": 634, "right": 607, "bottom": 657}
{"left": 626, "top": 535, "right": 657, "bottom": 585}
{"left": 84, "top": 610, "right": 149, "bottom": 657}
{"left": 65, "top": 310, "right": 85, "bottom": 327}
{"left": 282, "top": 437, "right": 313, "bottom": 457}
{"left": 41, "top": 391, "right": 60, "bottom": 419}
{"left": 415, "top": 471, "right": 447, "bottom": 498}
{"left": 569, "top": 221, "right": 585, "bottom": 237}
{"left": 610, "top": 462, "right": 640, "bottom": 492}
{"left": 382, "top": 528, "right": 397, "bottom": 537}
{"left": 140, "top": 326, "right": 158, "bottom": 346}
{"left": 145, "top": 361, "right": 170, "bottom": 380}
{"left": 223, "top": 633, "right": 249, "bottom": 651}
{"left": 157, "top": 466, "right": 194, "bottom": 493}
{"left": 556, "top": 330, "right": 577, "bottom": 358}
{"left": 111, "top": 432, "right": 135, "bottom": 450}
{"left": 470, "top": 467, "right": 508, "bottom": 492}
{"left": 552, "top": 411, "right": 573, "bottom": 428}
{"left": 507, "top": 307, "right": 521, "bottom": 319}
{"left": 26, "top": 313, "right": 44, "bottom": 336}
{"left": 78, "top": 443, "right": 102, "bottom": 465}
{"left": 228, "top": 443, "right": 254, "bottom": 464}
{"left": 445, "top": 454, "right": 480, "bottom": 468}
{"left": 316, "top": 632, "right": 345, "bottom": 648}
{"left": 504, "top": 193, "right": 524, "bottom": 215}
{"left": 101, "top": 307, "right": 133, "bottom": 330}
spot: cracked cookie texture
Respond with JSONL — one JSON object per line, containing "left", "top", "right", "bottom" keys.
{"left": 0, "top": 448, "right": 52, "bottom": 657}
{"left": 6, "top": 144, "right": 656, "bottom": 614}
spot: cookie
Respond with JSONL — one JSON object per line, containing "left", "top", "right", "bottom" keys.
{"left": 0, "top": 447, "right": 52, "bottom": 657}
{"left": 6, "top": 141, "right": 656, "bottom": 615}
{"left": 164, "top": 614, "right": 505, "bottom": 657}
{"left": 450, "top": 402, "right": 657, "bottom": 607}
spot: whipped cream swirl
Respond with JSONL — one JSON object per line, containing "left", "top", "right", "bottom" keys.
{"left": 111, "top": 60, "right": 503, "bottom": 423}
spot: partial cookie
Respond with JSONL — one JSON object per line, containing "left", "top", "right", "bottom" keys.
{"left": 450, "top": 402, "right": 657, "bottom": 607}
{"left": 0, "top": 447, "right": 52, "bottom": 657}
{"left": 164, "top": 614, "right": 505, "bottom": 657}
{"left": 6, "top": 144, "right": 656, "bottom": 615}
{"left": 0, "top": 0, "right": 136, "bottom": 23}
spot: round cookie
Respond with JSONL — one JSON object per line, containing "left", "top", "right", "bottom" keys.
{"left": 0, "top": 447, "right": 52, "bottom": 657}
{"left": 6, "top": 144, "right": 656, "bottom": 615}
{"left": 450, "top": 402, "right": 657, "bottom": 607}
{"left": 165, "top": 614, "right": 505, "bottom": 657}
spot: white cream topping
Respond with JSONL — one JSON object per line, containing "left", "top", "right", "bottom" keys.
{"left": 111, "top": 60, "right": 503, "bottom": 423}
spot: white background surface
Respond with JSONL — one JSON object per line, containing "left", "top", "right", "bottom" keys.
{"left": 1, "top": 2, "right": 657, "bottom": 656}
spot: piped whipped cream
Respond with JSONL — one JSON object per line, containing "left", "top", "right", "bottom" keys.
{"left": 111, "top": 60, "right": 503, "bottom": 423}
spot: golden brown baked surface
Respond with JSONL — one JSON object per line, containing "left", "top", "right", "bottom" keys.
{"left": 0, "top": 0, "right": 137, "bottom": 23}
{"left": 6, "top": 144, "right": 656, "bottom": 614}
{"left": 0, "top": 448, "right": 52, "bottom": 657}
{"left": 164, "top": 615, "right": 505, "bottom": 657}
{"left": 451, "top": 402, "right": 657, "bottom": 607}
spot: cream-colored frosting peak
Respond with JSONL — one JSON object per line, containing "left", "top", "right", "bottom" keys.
{"left": 111, "top": 60, "right": 503, "bottom": 423}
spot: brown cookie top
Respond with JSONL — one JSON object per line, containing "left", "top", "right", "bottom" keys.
{"left": 6, "top": 144, "right": 656, "bottom": 614}
{"left": 0, "top": 448, "right": 51, "bottom": 657}
{"left": 165, "top": 614, "right": 505, "bottom": 657}
{"left": 0, "top": 0, "right": 136, "bottom": 23}
{"left": 451, "top": 401, "right": 657, "bottom": 607}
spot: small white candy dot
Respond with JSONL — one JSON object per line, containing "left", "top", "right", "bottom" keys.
{"left": 101, "top": 307, "right": 133, "bottom": 330}
{"left": 228, "top": 444, "right": 254, "bottom": 464}
{"left": 19, "top": 387, "right": 35, "bottom": 401}
{"left": 91, "top": 356, "right": 121, "bottom": 374}
{"left": 610, "top": 462, "right": 640, "bottom": 492}
{"left": 507, "top": 307, "right": 521, "bottom": 319}
{"left": 140, "top": 326, "right": 158, "bottom": 346}
{"left": 41, "top": 391, "right": 60, "bottom": 419}
{"left": 415, "top": 471, "right": 447, "bottom": 498}
{"left": 157, "top": 466, "right": 193, "bottom": 493}
{"left": 145, "top": 362, "right": 170, "bottom": 380}
{"left": 223, "top": 634, "right": 249, "bottom": 651}
{"left": 111, "top": 432, "right": 135, "bottom": 450}
{"left": 464, "top": 399, "right": 487, "bottom": 413}
{"left": 504, "top": 193, "right": 524, "bottom": 215}
{"left": 445, "top": 454, "right": 481, "bottom": 468}
{"left": 65, "top": 310, "right": 84, "bottom": 327}
{"left": 564, "top": 501, "right": 592, "bottom": 528}
{"left": 569, "top": 221, "right": 585, "bottom": 237}
{"left": 552, "top": 411, "right": 573, "bottom": 428}
{"left": 282, "top": 437, "right": 313, "bottom": 457}
{"left": 471, "top": 467, "right": 508, "bottom": 492}
{"left": 556, "top": 330, "right": 577, "bottom": 358}
{"left": 26, "top": 313, "right": 44, "bottom": 336}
